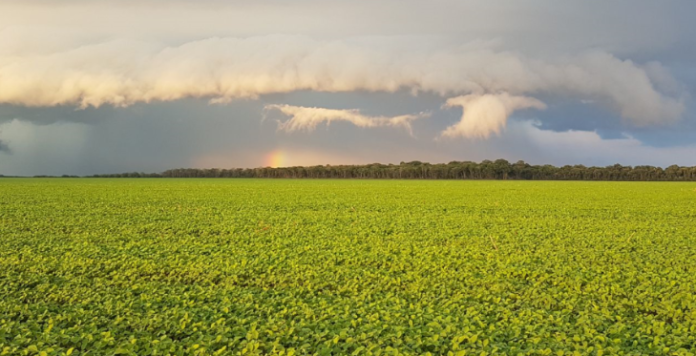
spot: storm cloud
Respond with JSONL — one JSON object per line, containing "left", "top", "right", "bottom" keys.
{"left": 0, "top": 34, "right": 685, "bottom": 133}
{"left": 0, "top": 0, "right": 694, "bottom": 175}
{"left": 0, "top": 140, "right": 10, "bottom": 154}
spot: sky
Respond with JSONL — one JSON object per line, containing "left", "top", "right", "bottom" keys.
{"left": 0, "top": 0, "right": 695, "bottom": 176}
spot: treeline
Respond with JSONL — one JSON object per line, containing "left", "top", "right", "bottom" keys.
{"left": 89, "top": 160, "right": 696, "bottom": 181}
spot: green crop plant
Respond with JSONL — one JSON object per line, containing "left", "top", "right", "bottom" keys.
{"left": 1, "top": 179, "right": 695, "bottom": 355}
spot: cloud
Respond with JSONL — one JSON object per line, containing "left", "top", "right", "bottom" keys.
{"left": 442, "top": 93, "right": 546, "bottom": 139}
{"left": 265, "top": 104, "right": 428, "bottom": 135}
{"left": 0, "top": 33, "right": 685, "bottom": 129}
{"left": 0, "top": 1, "right": 686, "bottom": 57}
{"left": 0, "top": 119, "right": 89, "bottom": 175}
{"left": 0, "top": 127, "right": 9, "bottom": 153}
{"left": 0, "top": 139, "right": 10, "bottom": 154}
{"left": 516, "top": 121, "right": 696, "bottom": 167}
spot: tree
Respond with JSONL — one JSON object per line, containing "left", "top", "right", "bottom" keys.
{"left": 88, "top": 160, "right": 696, "bottom": 181}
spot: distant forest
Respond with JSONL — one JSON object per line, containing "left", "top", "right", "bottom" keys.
{"left": 80, "top": 160, "right": 696, "bottom": 181}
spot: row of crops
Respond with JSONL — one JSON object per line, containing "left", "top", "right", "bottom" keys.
{"left": 1, "top": 179, "right": 696, "bottom": 355}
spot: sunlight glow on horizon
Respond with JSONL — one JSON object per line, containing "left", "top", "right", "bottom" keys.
{"left": 265, "top": 149, "right": 286, "bottom": 168}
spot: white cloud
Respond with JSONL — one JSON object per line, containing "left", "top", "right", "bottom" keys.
{"left": 0, "top": 34, "right": 685, "bottom": 129}
{"left": 516, "top": 121, "right": 696, "bottom": 167}
{"left": 441, "top": 93, "right": 546, "bottom": 139}
{"left": 265, "top": 104, "right": 428, "bottom": 136}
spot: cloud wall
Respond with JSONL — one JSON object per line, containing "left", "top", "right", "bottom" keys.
{"left": 0, "top": 35, "right": 683, "bottom": 116}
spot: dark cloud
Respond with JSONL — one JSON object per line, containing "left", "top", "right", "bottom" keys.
{"left": 0, "top": 105, "right": 117, "bottom": 126}
{"left": 0, "top": 139, "right": 10, "bottom": 154}
{"left": 521, "top": 96, "right": 696, "bottom": 148}
{"left": 1, "top": 1, "right": 695, "bottom": 175}
{"left": 1, "top": 93, "right": 695, "bottom": 177}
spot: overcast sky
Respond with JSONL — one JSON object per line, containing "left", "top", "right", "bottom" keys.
{"left": 1, "top": 0, "right": 695, "bottom": 176}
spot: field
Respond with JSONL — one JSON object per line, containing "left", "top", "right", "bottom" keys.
{"left": 1, "top": 179, "right": 696, "bottom": 356}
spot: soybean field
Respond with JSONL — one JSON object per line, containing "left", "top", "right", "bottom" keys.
{"left": 1, "top": 179, "right": 696, "bottom": 356}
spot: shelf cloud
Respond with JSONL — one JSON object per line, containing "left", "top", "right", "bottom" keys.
{"left": 0, "top": 33, "right": 685, "bottom": 134}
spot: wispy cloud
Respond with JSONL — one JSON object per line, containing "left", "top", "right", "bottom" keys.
{"left": 265, "top": 104, "right": 428, "bottom": 136}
